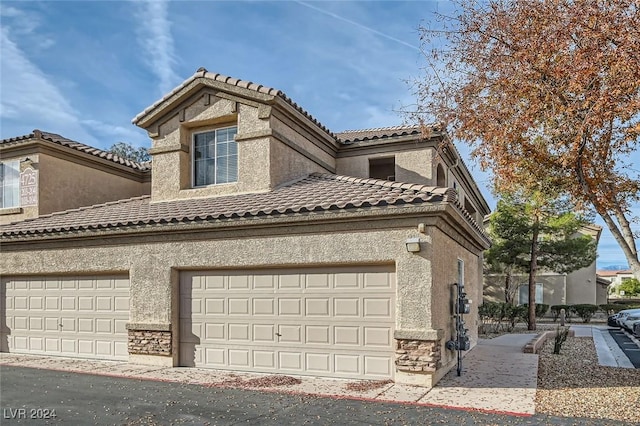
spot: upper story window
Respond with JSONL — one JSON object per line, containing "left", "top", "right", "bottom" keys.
{"left": 193, "top": 126, "right": 238, "bottom": 187}
{"left": 369, "top": 157, "right": 395, "bottom": 181}
{"left": 1, "top": 160, "right": 20, "bottom": 208}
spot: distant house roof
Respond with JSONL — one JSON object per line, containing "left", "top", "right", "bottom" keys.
{"left": 597, "top": 269, "right": 633, "bottom": 278}
{"left": 1, "top": 173, "right": 460, "bottom": 238}
{"left": 0, "top": 129, "right": 151, "bottom": 172}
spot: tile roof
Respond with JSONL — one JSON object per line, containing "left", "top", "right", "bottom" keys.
{"left": 1, "top": 173, "right": 456, "bottom": 238}
{"left": 337, "top": 125, "right": 422, "bottom": 143}
{"left": 0, "top": 130, "right": 151, "bottom": 172}
{"left": 132, "top": 68, "right": 336, "bottom": 139}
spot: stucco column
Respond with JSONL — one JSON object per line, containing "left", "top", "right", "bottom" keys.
{"left": 126, "top": 247, "right": 175, "bottom": 366}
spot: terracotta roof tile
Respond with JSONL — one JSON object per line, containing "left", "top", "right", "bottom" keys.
{"left": 336, "top": 125, "right": 422, "bottom": 143}
{"left": 1, "top": 173, "right": 455, "bottom": 238}
{"left": 0, "top": 130, "right": 151, "bottom": 172}
{"left": 132, "top": 68, "right": 336, "bottom": 140}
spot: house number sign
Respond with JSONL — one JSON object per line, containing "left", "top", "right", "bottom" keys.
{"left": 20, "top": 167, "right": 38, "bottom": 207}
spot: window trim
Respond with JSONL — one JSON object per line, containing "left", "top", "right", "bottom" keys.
{"left": 191, "top": 125, "right": 238, "bottom": 188}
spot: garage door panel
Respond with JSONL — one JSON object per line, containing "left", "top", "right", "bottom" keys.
{"left": 1, "top": 275, "right": 129, "bottom": 361}
{"left": 253, "top": 298, "right": 274, "bottom": 315}
{"left": 229, "top": 349, "right": 250, "bottom": 367}
{"left": 364, "top": 298, "right": 392, "bottom": 318}
{"left": 306, "top": 325, "right": 330, "bottom": 344}
{"left": 45, "top": 338, "right": 59, "bottom": 352}
{"left": 306, "top": 298, "right": 329, "bottom": 316}
{"left": 253, "top": 350, "right": 276, "bottom": 368}
{"left": 306, "top": 353, "right": 330, "bottom": 373}
{"left": 253, "top": 324, "right": 275, "bottom": 342}
{"left": 228, "top": 323, "right": 250, "bottom": 340}
{"left": 335, "top": 354, "right": 360, "bottom": 374}
{"left": 205, "top": 323, "right": 225, "bottom": 339}
{"left": 254, "top": 275, "right": 276, "bottom": 289}
{"left": 180, "top": 267, "right": 395, "bottom": 380}
{"left": 364, "top": 356, "right": 393, "bottom": 376}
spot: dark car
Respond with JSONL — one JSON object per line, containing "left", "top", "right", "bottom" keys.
{"left": 608, "top": 314, "right": 620, "bottom": 327}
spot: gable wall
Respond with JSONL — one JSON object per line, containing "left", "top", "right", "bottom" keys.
{"left": 336, "top": 146, "right": 435, "bottom": 184}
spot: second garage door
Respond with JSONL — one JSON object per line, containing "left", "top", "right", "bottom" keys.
{"left": 180, "top": 266, "right": 395, "bottom": 379}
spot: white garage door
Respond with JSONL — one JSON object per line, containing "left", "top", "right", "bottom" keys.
{"left": 0, "top": 275, "right": 129, "bottom": 360}
{"left": 180, "top": 266, "right": 396, "bottom": 379}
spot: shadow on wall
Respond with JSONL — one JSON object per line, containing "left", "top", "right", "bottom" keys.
{"left": 0, "top": 280, "right": 9, "bottom": 352}
{"left": 178, "top": 278, "right": 200, "bottom": 367}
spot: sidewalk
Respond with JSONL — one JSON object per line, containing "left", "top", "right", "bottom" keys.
{"left": 0, "top": 333, "right": 540, "bottom": 416}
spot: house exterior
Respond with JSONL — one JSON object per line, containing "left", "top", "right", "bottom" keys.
{"left": 598, "top": 269, "right": 637, "bottom": 301}
{"left": 0, "top": 69, "right": 490, "bottom": 388}
{"left": 0, "top": 130, "right": 150, "bottom": 225}
{"left": 484, "top": 224, "right": 607, "bottom": 307}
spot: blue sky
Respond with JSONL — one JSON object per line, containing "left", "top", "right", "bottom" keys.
{"left": 0, "top": 0, "right": 637, "bottom": 269}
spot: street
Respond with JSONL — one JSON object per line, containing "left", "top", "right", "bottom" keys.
{"left": 0, "top": 366, "right": 633, "bottom": 426}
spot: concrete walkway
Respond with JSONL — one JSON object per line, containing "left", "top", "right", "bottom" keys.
{"left": 0, "top": 333, "right": 541, "bottom": 416}
{"left": 573, "top": 324, "right": 636, "bottom": 368}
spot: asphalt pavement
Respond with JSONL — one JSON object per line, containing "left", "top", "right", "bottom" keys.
{"left": 0, "top": 366, "right": 632, "bottom": 426}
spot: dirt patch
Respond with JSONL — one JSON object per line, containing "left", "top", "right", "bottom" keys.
{"left": 344, "top": 379, "right": 393, "bottom": 392}
{"left": 216, "top": 374, "right": 302, "bottom": 388}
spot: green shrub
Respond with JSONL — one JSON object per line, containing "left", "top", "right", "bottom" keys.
{"left": 599, "top": 304, "right": 626, "bottom": 314}
{"left": 479, "top": 302, "right": 522, "bottom": 333}
{"left": 536, "top": 303, "right": 550, "bottom": 317}
{"left": 550, "top": 305, "right": 570, "bottom": 322}
{"left": 570, "top": 304, "right": 599, "bottom": 323}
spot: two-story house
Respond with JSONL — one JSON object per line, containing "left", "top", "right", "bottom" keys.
{"left": 1, "top": 68, "right": 490, "bottom": 389}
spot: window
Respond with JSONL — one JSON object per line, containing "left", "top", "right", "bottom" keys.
{"left": 1, "top": 160, "right": 20, "bottom": 208}
{"left": 519, "top": 283, "right": 543, "bottom": 304}
{"left": 193, "top": 126, "right": 238, "bottom": 187}
{"left": 369, "top": 157, "right": 395, "bottom": 180}
{"left": 436, "top": 163, "right": 446, "bottom": 187}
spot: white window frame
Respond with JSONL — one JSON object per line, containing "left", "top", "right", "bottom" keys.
{"left": 192, "top": 126, "right": 238, "bottom": 187}
{"left": 1, "top": 160, "right": 20, "bottom": 209}
{"left": 519, "top": 283, "right": 544, "bottom": 305}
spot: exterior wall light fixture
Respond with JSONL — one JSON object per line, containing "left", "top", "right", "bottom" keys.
{"left": 405, "top": 237, "right": 421, "bottom": 253}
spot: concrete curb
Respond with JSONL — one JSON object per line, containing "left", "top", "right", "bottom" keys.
{"left": 523, "top": 329, "right": 575, "bottom": 354}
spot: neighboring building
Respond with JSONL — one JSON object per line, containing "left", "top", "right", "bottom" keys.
{"left": 598, "top": 269, "right": 636, "bottom": 300}
{"left": 0, "top": 130, "right": 150, "bottom": 225}
{"left": 0, "top": 69, "right": 490, "bottom": 389}
{"left": 484, "top": 224, "right": 607, "bottom": 306}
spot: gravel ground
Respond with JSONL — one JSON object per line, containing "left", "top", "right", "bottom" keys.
{"left": 536, "top": 336, "right": 640, "bottom": 423}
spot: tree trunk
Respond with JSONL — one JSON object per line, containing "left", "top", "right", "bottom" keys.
{"left": 504, "top": 271, "right": 513, "bottom": 304}
{"left": 528, "top": 221, "right": 539, "bottom": 331}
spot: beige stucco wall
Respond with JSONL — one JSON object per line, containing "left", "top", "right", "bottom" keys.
{"left": 566, "top": 263, "right": 597, "bottom": 305}
{"left": 336, "top": 147, "right": 435, "bottom": 184}
{"left": 429, "top": 222, "right": 482, "bottom": 380}
{"left": 38, "top": 153, "right": 149, "bottom": 215}
{"left": 146, "top": 94, "right": 339, "bottom": 202}
{"left": 1, "top": 207, "right": 487, "bottom": 387}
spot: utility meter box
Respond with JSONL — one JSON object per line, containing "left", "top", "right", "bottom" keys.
{"left": 458, "top": 298, "right": 471, "bottom": 315}
{"left": 458, "top": 335, "right": 471, "bottom": 351}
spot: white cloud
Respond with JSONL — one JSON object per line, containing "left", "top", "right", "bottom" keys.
{"left": 0, "top": 27, "right": 95, "bottom": 143}
{"left": 134, "top": 0, "right": 180, "bottom": 95}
